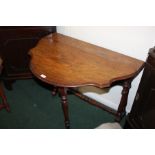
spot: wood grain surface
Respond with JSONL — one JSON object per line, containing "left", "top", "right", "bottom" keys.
{"left": 29, "top": 33, "right": 144, "bottom": 88}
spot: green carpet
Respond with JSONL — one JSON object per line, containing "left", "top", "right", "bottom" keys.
{"left": 0, "top": 79, "right": 124, "bottom": 129}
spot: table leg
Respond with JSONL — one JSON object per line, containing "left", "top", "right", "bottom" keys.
{"left": 115, "top": 79, "right": 132, "bottom": 121}
{"left": 58, "top": 87, "right": 70, "bottom": 129}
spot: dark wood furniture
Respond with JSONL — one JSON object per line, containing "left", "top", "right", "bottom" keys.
{"left": 29, "top": 33, "right": 144, "bottom": 128}
{"left": 0, "top": 26, "right": 56, "bottom": 90}
{"left": 0, "top": 57, "right": 10, "bottom": 111}
{"left": 125, "top": 47, "right": 155, "bottom": 129}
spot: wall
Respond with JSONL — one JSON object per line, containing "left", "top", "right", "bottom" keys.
{"left": 57, "top": 26, "right": 155, "bottom": 112}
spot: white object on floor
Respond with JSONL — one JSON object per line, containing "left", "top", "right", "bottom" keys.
{"left": 96, "top": 122, "right": 122, "bottom": 129}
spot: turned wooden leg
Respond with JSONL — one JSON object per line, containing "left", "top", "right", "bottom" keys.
{"left": 58, "top": 87, "right": 70, "bottom": 129}
{"left": 0, "top": 82, "right": 10, "bottom": 112}
{"left": 115, "top": 79, "right": 132, "bottom": 122}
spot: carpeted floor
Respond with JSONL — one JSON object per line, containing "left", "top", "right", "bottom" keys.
{"left": 0, "top": 79, "right": 124, "bottom": 129}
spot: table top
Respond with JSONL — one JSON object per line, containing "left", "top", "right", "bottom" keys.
{"left": 29, "top": 33, "right": 144, "bottom": 88}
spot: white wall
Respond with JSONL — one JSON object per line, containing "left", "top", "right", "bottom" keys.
{"left": 57, "top": 26, "right": 155, "bottom": 112}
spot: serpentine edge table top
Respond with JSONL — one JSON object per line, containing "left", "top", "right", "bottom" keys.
{"left": 29, "top": 33, "right": 144, "bottom": 88}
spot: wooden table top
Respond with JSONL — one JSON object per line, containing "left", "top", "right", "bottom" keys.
{"left": 29, "top": 33, "right": 144, "bottom": 88}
